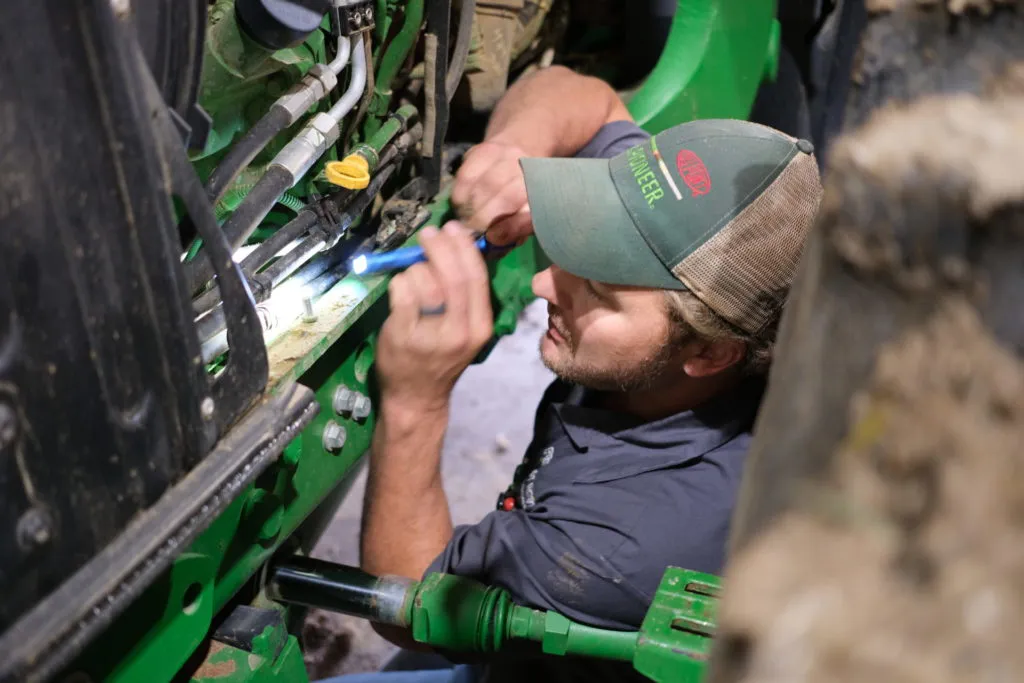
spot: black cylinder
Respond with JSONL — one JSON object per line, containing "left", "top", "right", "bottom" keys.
{"left": 235, "top": 0, "right": 327, "bottom": 51}
{"left": 266, "top": 556, "right": 415, "bottom": 626}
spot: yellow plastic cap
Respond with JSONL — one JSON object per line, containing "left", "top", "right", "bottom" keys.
{"left": 325, "top": 155, "right": 371, "bottom": 190}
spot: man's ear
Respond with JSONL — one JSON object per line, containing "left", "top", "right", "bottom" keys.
{"left": 683, "top": 339, "right": 746, "bottom": 378}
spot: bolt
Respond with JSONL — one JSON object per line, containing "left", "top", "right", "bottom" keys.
{"left": 333, "top": 385, "right": 356, "bottom": 415}
{"left": 200, "top": 397, "right": 215, "bottom": 420}
{"left": 322, "top": 420, "right": 347, "bottom": 453}
{"left": 17, "top": 508, "right": 52, "bottom": 550}
{"left": 0, "top": 402, "right": 17, "bottom": 447}
{"left": 351, "top": 394, "right": 372, "bottom": 421}
{"left": 302, "top": 296, "right": 317, "bottom": 323}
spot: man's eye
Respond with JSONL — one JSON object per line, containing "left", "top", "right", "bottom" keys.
{"left": 585, "top": 280, "right": 604, "bottom": 298}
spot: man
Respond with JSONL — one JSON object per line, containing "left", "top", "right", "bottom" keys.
{"left": 346, "top": 67, "right": 822, "bottom": 682}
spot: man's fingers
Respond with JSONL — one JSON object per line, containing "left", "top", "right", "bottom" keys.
{"left": 418, "top": 225, "right": 469, "bottom": 324}
{"left": 468, "top": 178, "right": 528, "bottom": 235}
{"left": 466, "top": 161, "right": 522, "bottom": 227}
{"left": 404, "top": 262, "right": 444, "bottom": 312}
{"left": 452, "top": 145, "right": 496, "bottom": 211}
{"left": 487, "top": 206, "right": 533, "bottom": 246}
{"left": 446, "top": 223, "right": 494, "bottom": 342}
{"left": 385, "top": 272, "right": 419, "bottom": 337}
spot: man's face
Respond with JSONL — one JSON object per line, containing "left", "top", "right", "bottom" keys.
{"left": 531, "top": 265, "right": 694, "bottom": 392}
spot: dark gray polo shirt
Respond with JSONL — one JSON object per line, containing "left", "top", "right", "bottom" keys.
{"left": 425, "top": 122, "right": 763, "bottom": 682}
{"left": 428, "top": 377, "right": 762, "bottom": 622}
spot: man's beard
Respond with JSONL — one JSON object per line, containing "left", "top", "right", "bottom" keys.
{"left": 540, "top": 315, "right": 684, "bottom": 392}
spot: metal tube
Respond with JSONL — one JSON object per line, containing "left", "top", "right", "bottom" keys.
{"left": 327, "top": 33, "right": 368, "bottom": 123}
{"left": 327, "top": 34, "right": 353, "bottom": 75}
{"left": 266, "top": 556, "right": 414, "bottom": 627}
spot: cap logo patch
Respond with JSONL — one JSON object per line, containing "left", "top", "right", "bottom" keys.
{"left": 676, "top": 149, "right": 711, "bottom": 197}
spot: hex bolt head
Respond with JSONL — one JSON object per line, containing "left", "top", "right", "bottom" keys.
{"left": 17, "top": 507, "right": 52, "bottom": 550}
{"left": 0, "top": 402, "right": 17, "bottom": 447}
{"left": 200, "top": 397, "right": 215, "bottom": 420}
{"left": 333, "top": 385, "right": 356, "bottom": 415}
{"left": 322, "top": 420, "right": 347, "bottom": 453}
{"left": 351, "top": 394, "right": 372, "bottom": 421}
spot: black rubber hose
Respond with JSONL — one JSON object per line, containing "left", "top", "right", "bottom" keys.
{"left": 186, "top": 164, "right": 294, "bottom": 294}
{"left": 194, "top": 162, "right": 398, "bottom": 348}
{"left": 205, "top": 104, "right": 291, "bottom": 205}
{"left": 239, "top": 208, "right": 319, "bottom": 276}
{"left": 445, "top": 0, "right": 475, "bottom": 99}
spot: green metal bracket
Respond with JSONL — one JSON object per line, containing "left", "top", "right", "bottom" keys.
{"left": 190, "top": 636, "right": 308, "bottom": 683}
{"left": 627, "top": 0, "right": 781, "bottom": 131}
{"left": 634, "top": 568, "right": 720, "bottom": 683}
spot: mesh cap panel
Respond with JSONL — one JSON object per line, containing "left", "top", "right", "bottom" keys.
{"left": 672, "top": 151, "right": 823, "bottom": 334}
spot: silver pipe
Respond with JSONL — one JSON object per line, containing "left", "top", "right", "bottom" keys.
{"left": 270, "top": 33, "right": 369, "bottom": 183}
{"left": 276, "top": 36, "right": 352, "bottom": 126}
{"left": 327, "top": 34, "right": 353, "bottom": 74}
{"left": 326, "top": 33, "right": 368, "bottom": 123}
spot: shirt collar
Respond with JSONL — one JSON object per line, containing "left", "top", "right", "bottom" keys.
{"left": 548, "top": 378, "right": 765, "bottom": 482}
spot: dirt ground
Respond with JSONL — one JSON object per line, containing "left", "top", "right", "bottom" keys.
{"left": 302, "top": 299, "right": 554, "bottom": 679}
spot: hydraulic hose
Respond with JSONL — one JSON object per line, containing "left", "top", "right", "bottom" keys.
{"left": 445, "top": 0, "right": 475, "bottom": 98}
{"left": 205, "top": 105, "right": 291, "bottom": 205}
{"left": 195, "top": 162, "right": 397, "bottom": 351}
{"left": 190, "top": 35, "right": 357, "bottom": 294}
{"left": 375, "top": 0, "right": 424, "bottom": 99}
{"left": 204, "top": 36, "right": 353, "bottom": 206}
{"left": 186, "top": 164, "right": 294, "bottom": 294}
{"left": 239, "top": 209, "right": 320, "bottom": 276}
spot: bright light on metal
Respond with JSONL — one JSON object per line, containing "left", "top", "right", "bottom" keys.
{"left": 351, "top": 255, "right": 368, "bottom": 275}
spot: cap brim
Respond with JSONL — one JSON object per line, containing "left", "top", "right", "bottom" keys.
{"left": 521, "top": 157, "right": 682, "bottom": 290}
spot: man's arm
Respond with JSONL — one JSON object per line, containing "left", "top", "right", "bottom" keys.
{"left": 483, "top": 65, "right": 633, "bottom": 157}
{"left": 452, "top": 66, "right": 633, "bottom": 244}
{"left": 360, "top": 223, "right": 494, "bottom": 582}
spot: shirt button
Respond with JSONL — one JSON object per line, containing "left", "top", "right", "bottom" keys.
{"left": 501, "top": 496, "right": 516, "bottom": 511}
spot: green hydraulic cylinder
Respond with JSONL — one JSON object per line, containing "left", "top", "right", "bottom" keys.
{"left": 267, "top": 557, "right": 639, "bottom": 660}
{"left": 266, "top": 557, "right": 720, "bottom": 683}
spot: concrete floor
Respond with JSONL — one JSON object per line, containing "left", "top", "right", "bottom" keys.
{"left": 303, "top": 299, "right": 554, "bottom": 678}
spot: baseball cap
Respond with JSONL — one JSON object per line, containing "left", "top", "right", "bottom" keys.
{"left": 520, "top": 120, "right": 822, "bottom": 335}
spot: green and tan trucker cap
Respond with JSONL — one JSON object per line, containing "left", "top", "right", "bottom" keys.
{"left": 520, "top": 120, "right": 823, "bottom": 334}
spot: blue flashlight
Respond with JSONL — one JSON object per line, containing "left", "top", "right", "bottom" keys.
{"left": 351, "top": 236, "right": 504, "bottom": 276}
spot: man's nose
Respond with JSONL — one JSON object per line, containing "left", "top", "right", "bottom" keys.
{"left": 531, "top": 265, "right": 559, "bottom": 303}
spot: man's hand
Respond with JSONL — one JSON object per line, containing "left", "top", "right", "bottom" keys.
{"left": 452, "top": 140, "right": 533, "bottom": 246}
{"left": 375, "top": 221, "right": 494, "bottom": 418}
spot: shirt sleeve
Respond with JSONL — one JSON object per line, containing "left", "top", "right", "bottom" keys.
{"left": 426, "top": 505, "right": 650, "bottom": 630}
{"left": 574, "top": 120, "right": 651, "bottom": 159}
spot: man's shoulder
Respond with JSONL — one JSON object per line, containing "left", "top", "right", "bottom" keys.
{"left": 576, "top": 120, "right": 651, "bottom": 159}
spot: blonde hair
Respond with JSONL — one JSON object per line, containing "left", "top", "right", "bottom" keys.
{"left": 664, "top": 290, "right": 776, "bottom": 375}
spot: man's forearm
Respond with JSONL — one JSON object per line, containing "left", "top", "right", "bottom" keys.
{"left": 485, "top": 66, "right": 633, "bottom": 157}
{"left": 360, "top": 400, "right": 453, "bottom": 581}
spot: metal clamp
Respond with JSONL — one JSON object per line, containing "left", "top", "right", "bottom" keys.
{"left": 335, "top": 0, "right": 375, "bottom": 34}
